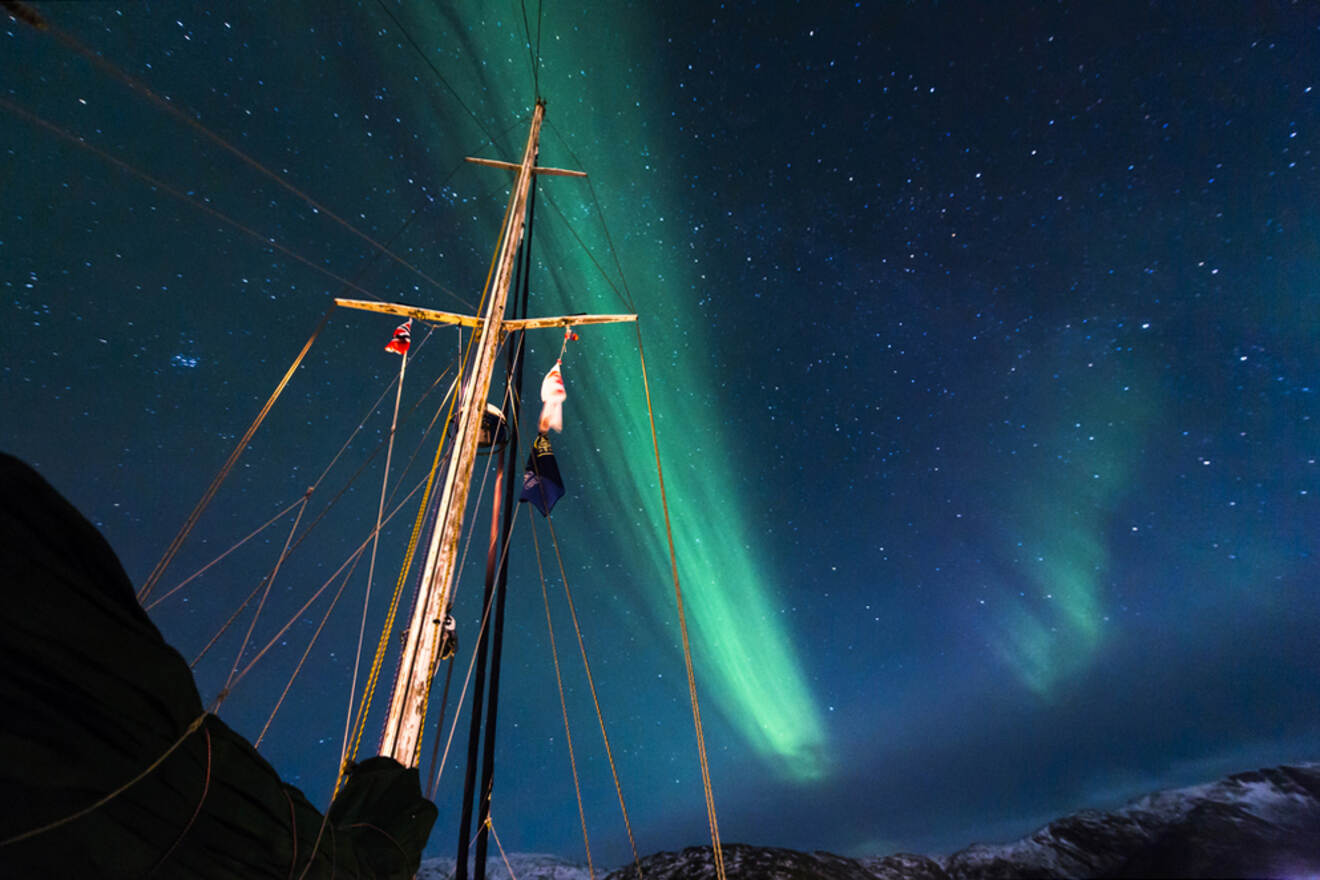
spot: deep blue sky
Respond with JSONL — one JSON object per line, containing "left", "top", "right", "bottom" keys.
{"left": 2, "top": 0, "right": 1318, "bottom": 867}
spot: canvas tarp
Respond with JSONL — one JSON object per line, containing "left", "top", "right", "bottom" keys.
{"left": 0, "top": 453, "right": 436, "bottom": 878}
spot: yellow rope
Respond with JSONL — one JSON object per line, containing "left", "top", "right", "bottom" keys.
{"left": 340, "top": 362, "right": 460, "bottom": 780}
{"left": 352, "top": 344, "right": 410, "bottom": 751}
{"left": 530, "top": 518, "right": 596, "bottom": 880}
{"left": 343, "top": 342, "right": 473, "bottom": 777}
{"left": 343, "top": 179, "right": 516, "bottom": 778}
{"left": 396, "top": 182, "right": 522, "bottom": 769}
{"left": 0, "top": 713, "right": 209, "bottom": 848}
{"left": 341, "top": 390, "right": 455, "bottom": 782}
{"left": 633, "top": 323, "right": 725, "bottom": 880}
{"left": 264, "top": 370, "right": 459, "bottom": 749}
{"left": 542, "top": 517, "right": 643, "bottom": 880}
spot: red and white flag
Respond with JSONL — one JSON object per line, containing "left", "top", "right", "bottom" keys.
{"left": 384, "top": 318, "right": 412, "bottom": 355}
{"left": 538, "top": 360, "right": 566, "bottom": 433}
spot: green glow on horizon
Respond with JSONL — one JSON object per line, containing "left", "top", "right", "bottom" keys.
{"left": 396, "top": 4, "right": 829, "bottom": 780}
{"left": 991, "top": 507, "right": 1108, "bottom": 696}
{"left": 989, "top": 362, "right": 1160, "bottom": 698}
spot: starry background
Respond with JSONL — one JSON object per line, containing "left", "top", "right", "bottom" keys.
{"left": 2, "top": 0, "right": 1318, "bottom": 867}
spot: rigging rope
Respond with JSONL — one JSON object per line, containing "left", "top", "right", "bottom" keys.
{"left": 191, "top": 349, "right": 456, "bottom": 673}
{"left": 0, "top": 713, "right": 210, "bottom": 849}
{"left": 365, "top": 350, "right": 409, "bottom": 661}
{"left": 162, "top": 326, "right": 442, "bottom": 615}
{"left": 189, "top": 495, "right": 309, "bottom": 671}
{"left": 222, "top": 497, "right": 309, "bottom": 697}
{"left": 540, "top": 116, "right": 722, "bottom": 877}
{"left": 327, "top": 346, "right": 410, "bottom": 756}
{"left": 190, "top": 571, "right": 271, "bottom": 669}
{"left": 0, "top": 98, "right": 395, "bottom": 305}
{"left": 634, "top": 325, "right": 726, "bottom": 880}
{"left": 341, "top": 359, "right": 465, "bottom": 781}
{"left": 530, "top": 518, "right": 596, "bottom": 880}
{"left": 543, "top": 120, "right": 636, "bottom": 313}
{"left": 148, "top": 724, "right": 213, "bottom": 877}
{"left": 424, "top": 652, "right": 458, "bottom": 800}
{"left": 139, "top": 307, "right": 333, "bottom": 602}
{"left": 353, "top": 168, "right": 517, "bottom": 776}
{"left": 27, "top": 19, "right": 468, "bottom": 307}
{"left": 332, "top": 343, "right": 461, "bottom": 771}
{"left": 540, "top": 517, "right": 644, "bottom": 879}
{"left": 535, "top": 0, "right": 544, "bottom": 97}
{"left": 518, "top": 0, "right": 540, "bottom": 99}
{"left": 224, "top": 468, "right": 433, "bottom": 698}
{"left": 371, "top": 0, "right": 511, "bottom": 157}
{"left": 537, "top": 187, "right": 630, "bottom": 311}
{"left": 144, "top": 495, "right": 306, "bottom": 612}
{"left": 255, "top": 545, "right": 365, "bottom": 749}
{"left": 266, "top": 357, "right": 460, "bottom": 748}
{"left": 486, "top": 813, "right": 519, "bottom": 880}
{"left": 424, "top": 498, "right": 523, "bottom": 800}
{"left": 258, "top": 348, "right": 451, "bottom": 747}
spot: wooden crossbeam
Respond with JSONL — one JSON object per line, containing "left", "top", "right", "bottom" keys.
{"left": 503, "top": 313, "right": 636, "bottom": 331}
{"left": 465, "top": 156, "right": 587, "bottom": 178}
{"left": 335, "top": 298, "right": 634, "bottom": 334}
{"left": 333, "top": 298, "right": 483, "bottom": 329}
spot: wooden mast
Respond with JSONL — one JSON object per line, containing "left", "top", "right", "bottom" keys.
{"left": 376, "top": 100, "right": 545, "bottom": 766}
{"left": 334, "top": 100, "right": 635, "bottom": 769}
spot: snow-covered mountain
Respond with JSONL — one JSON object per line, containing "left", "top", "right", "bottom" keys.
{"left": 420, "top": 763, "right": 1320, "bottom": 879}
{"left": 416, "top": 852, "right": 592, "bottom": 880}
{"left": 934, "top": 762, "right": 1320, "bottom": 879}
{"left": 612, "top": 763, "right": 1320, "bottom": 879}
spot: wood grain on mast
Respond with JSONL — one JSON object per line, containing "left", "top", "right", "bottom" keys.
{"left": 378, "top": 101, "right": 547, "bottom": 766}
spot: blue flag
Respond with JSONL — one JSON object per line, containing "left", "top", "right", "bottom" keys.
{"left": 519, "top": 433, "right": 565, "bottom": 516}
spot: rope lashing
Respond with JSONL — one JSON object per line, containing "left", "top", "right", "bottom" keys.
{"left": 0, "top": 713, "right": 211, "bottom": 849}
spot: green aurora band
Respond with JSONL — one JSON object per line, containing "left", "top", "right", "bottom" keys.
{"left": 389, "top": 4, "right": 829, "bottom": 781}
{"left": 988, "top": 354, "right": 1162, "bottom": 697}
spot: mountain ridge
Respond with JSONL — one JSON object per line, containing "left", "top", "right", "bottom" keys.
{"left": 419, "top": 762, "right": 1320, "bottom": 879}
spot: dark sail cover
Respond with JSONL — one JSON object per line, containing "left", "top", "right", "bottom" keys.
{"left": 0, "top": 453, "right": 436, "bottom": 878}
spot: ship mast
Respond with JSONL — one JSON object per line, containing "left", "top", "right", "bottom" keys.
{"left": 336, "top": 100, "right": 634, "bottom": 767}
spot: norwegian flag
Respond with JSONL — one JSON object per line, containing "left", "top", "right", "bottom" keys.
{"left": 384, "top": 318, "right": 412, "bottom": 355}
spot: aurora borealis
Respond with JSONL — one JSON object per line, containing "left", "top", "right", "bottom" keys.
{"left": 3, "top": 0, "right": 1319, "bottom": 868}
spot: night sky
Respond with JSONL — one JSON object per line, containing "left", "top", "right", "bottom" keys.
{"left": 3, "top": 0, "right": 1319, "bottom": 867}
